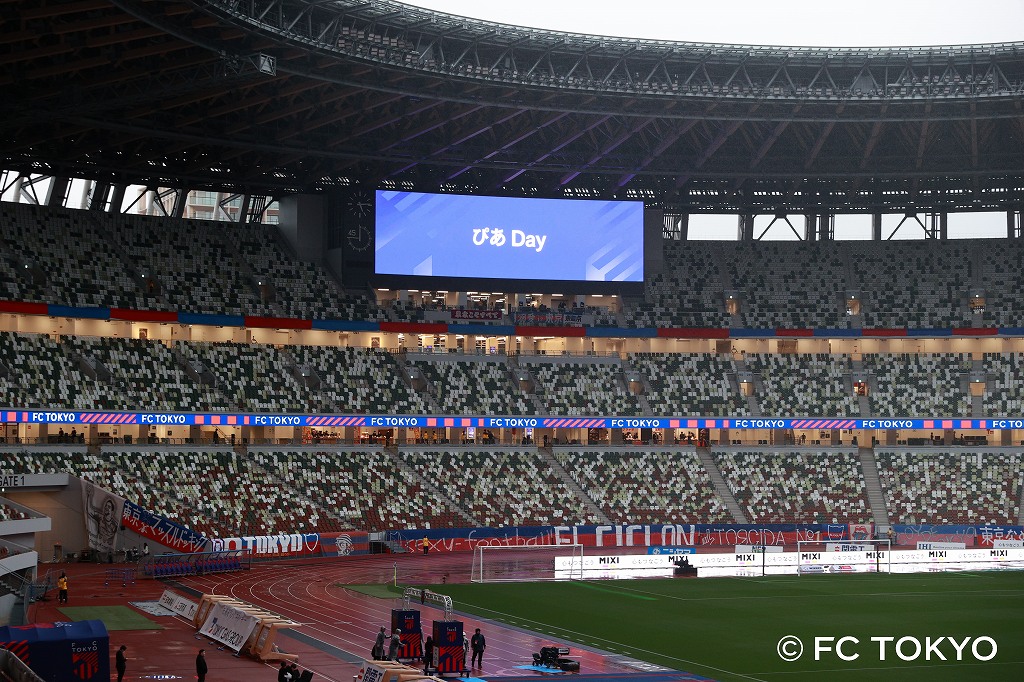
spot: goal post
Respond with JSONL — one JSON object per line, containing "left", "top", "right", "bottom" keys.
{"left": 796, "top": 538, "right": 892, "bottom": 575}
{"left": 471, "top": 544, "right": 584, "bottom": 583}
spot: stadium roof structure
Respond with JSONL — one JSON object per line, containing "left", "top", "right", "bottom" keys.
{"left": 3, "top": 0, "right": 1024, "bottom": 214}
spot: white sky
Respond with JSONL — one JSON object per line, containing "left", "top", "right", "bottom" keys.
{"left": 404, "top": 0, "right": 1024, "bottom": 47}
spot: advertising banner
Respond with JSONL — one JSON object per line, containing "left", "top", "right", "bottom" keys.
{"left": 159, "top": 590, "right": 199, "bottom": 620}
{"left": 198, "top": 603, "right": 259, "bottom": 652}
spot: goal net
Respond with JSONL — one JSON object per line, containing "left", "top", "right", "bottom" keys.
{"left": 796, "top": 538, "right": 892, "bottom": 575}
{"left": 471, "top": 544, "right": 584, "bottom": 583}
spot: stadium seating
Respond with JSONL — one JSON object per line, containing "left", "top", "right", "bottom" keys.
{"left": 624, "top": 241, "right": 729, "bottom": 328}
{"left": 982, "top": 353, "right": 1024, "bottom": 416}
{"left": 287, "top": 346, "right": 431, "bottom": 414}
{"left": 863, "top": 353, "right": 969, "bottom": 416}
{"left": 400, "top": 448, "right": 598, "bottom": 527}
{"left": 627, "top": 353, "right": 746, "bottom": 416}
{"left": 522, "top": 358, "right": 644, "bottom": 416}
{"left": 553, "top": 447, "right": 731, "bottom": 523}
{"left": 726, "top": 241, "right": 849, "bottom": 328}
{"left": 850, "top": 240, "right": 970, "bottom": 328}
{"left": 877, "top": 449, "right": 1024, "bottom": 524}
{"left": 248, "top": 448, "right": 462, "bottom": 530}
{"left": 413, "top": 357, "right": 533, "bottom": 415}
{"left": 0, "top": 332, "right": 102, "bottom": 410}
{"left": 746, "top": 353, "right": 858, "bottom": 416}
{"left": 978, "top": 240, "right": 1024, "bottom": 327}
{"left": 0, "top": 203, "right": 154, "bottom": 309}
{"left": 713, "top": 449, "right": 872, "bottom": 523}
{"left": 64, "top": 336, "right": 223, "bottom": 411}
{"left": 175, "top": 341, "right": 305, "bottom": 412}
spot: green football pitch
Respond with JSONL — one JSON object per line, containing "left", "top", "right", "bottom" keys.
{"left": 430, "top": 572, "right": 1024, "bottom": 681}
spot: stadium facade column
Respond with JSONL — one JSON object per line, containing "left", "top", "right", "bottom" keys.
{"left": 738, "top": 214, "right": 755, "bottom": 241}
{"left": 872, "top": 213, "right": 883, "bottom": 240}
{"left": 804, "top": 214, "right": 817, "bottom": 241}
{"left": 44, "top": 177, "right": 70, "bottom": 207}
{"left": 1008, "top": 209, "right": 1022, "bottom": 238}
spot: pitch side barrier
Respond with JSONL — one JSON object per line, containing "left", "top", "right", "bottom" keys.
{"left": 0, "top": 410, "right": 1015, "bottom": 430}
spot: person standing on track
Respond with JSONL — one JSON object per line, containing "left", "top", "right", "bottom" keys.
{"left": 115, "top": 645, "right": 127, "bottom": 682}
{"left": 388, "top": 629, "right": 402, "bottom": 661}
{"left": 57, "top": 572, "right": 68, "bottom": 604}
{"left": 422, "top": 536, "right": 430, "bottom": 555}
{"left": 470, "top": 628, "right": 486, "bottom": 669}
{"left": 423, "top": 635, "right": 434, "bottom": 673}
{"left": 373, "top": 627, "right": 387, "bottom": 659}
{"left": 196, "top": 648, "right": 207, "bottom": 682}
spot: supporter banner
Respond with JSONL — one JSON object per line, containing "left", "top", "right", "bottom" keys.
{"left": 894, "top": 524, "right": 983, "bottom": 547}
{"left": 975, "top": 524, "right": 1024, "bottom": 547}
{"left": 81, "top": 481, "right": 124, "bottom": 556}
{"left": 392, "top": 523, "right": 848, "bottom": 552}
{"left": 513, "top": 312, "right": 584, "bottom": 325}
{"left": 848, "top": 523, "right": 874, "bottom": 541}
{"left": 199, "top": 602, "right": 259, "bottom": 652}
{"left": 159, "top": 590, "right": 199, "bottom": 620}
{"left": 450, "top": 309, "right": 502, "bottom": 321}
{"left": 210, "top": 533, "right": 320, "bottom": 557}
{"left": 320, "top": 531, "right": 369, "bottom": 557}
{"left": 122, "top": 500, "right": 207, "bottom": 553}
{"left": 0, "top": 409, "right": 1011, "bottom": 430}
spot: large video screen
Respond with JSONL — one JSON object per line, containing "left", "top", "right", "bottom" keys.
{"left": 374, "top": 191, "right": 644, "bottom": 285}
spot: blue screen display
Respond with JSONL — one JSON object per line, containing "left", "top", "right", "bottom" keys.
{"left": 375, "top": 191, "right": 644, "bottom": 282}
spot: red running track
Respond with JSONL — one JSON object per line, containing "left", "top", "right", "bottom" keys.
{"left": 27, "top": 551, "right": 683, "bottom": 682}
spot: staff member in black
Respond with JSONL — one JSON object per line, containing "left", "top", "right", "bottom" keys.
{"left": 115, "top": 645, "right": 127, "bottom": 682}
{"left": 470, "top": 628, "right": 486, "bottom": 668}
{"left": 196, "top": 649, "right": 207, "bottom": 682}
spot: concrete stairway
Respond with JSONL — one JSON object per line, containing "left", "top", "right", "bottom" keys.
{"left": 857, "top": 447, "right": 890, "bottom": 528}
{"left": 539, "top": 446, "right": 611, "bottom": 525}
{"left": 388, "top": 446, "right": 480, "bottom": 526}
{"left": 696, "top": 448, "right": 748, "bottom": 524}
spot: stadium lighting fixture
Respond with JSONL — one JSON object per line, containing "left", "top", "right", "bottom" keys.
{"left": 252, "top": 53, "right": 277, "bottom": 76}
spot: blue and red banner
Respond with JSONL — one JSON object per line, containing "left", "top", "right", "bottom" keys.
{"left": 0, "top": 409, "right": 1010, "bottom": 430}
{"left": 122, "top": 500, "right": 208, "bottom": 553}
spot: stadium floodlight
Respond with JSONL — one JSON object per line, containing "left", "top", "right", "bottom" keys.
{"left": 471, "top": 543, "right": 584, "bottom": 583}
{"left": 253, "top": 53, "right": 277, "bottom": 76}
{"left": 796, "top": 538, "right": 891, "bottom": 576}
